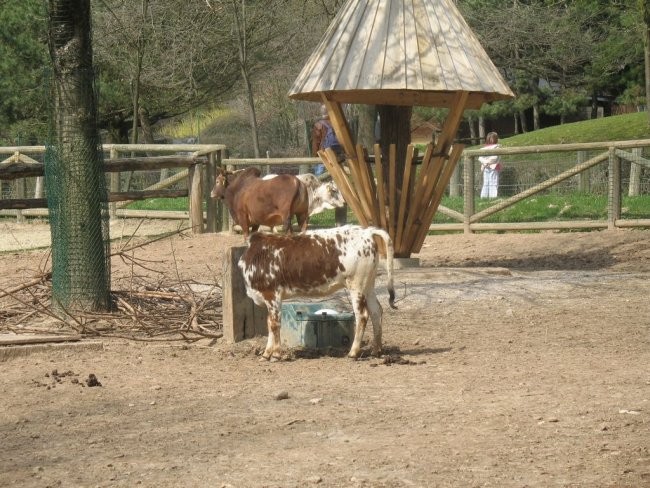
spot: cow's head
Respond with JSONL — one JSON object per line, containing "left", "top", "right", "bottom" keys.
{"left": 211, "top": 171, "right": 228, "bottom": 199}
{"left": 323, "top": 181, "right": 345, "bottom": 208}
{"left": 211, "top": 167, "right": 262, "bottom": 199}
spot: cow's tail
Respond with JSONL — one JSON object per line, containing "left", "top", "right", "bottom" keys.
{"left": 372, "top": 228, "right": 397, "bottom": 309}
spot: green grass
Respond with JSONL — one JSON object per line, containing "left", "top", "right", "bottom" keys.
{"left": 126, "top": 197, "right": 189, "bottom": 211}
{"left": 126, "top": 112, "right": 650, "bottom": 225}
{"left": 487, "top": 112, "right": 650, "bottom": 149}
{"left": 128, "top": 194, "right": 650, "bottom": 227}
{"left": 432, "top": 194, "right": 650, "bottom": 223}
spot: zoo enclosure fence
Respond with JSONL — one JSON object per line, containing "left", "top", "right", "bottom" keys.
{"left": 1, "top": 139, "right": 650, "bottom": 234}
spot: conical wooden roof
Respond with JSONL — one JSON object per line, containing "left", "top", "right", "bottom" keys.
{"left": 289, "top": 0, "right": 514, "bottom": 109}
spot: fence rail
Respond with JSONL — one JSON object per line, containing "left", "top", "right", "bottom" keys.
{"left": 1, "top": 140, "right": 650, "bottom": 234}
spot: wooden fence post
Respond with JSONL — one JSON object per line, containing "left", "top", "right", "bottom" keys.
{"left": 628, "top": 147, "right": 642, "bottom": 196}
{"left": 607, "top": 146, "right": 621, "bottom": 230}
{"left": 449, "top": 162, "right": 461, "bottom": 197}
{"left": 463, "top": 154, "right": 474, "bottom": 234}
{"left": 205, "top": 150, "right": 218, "bottom": 232}
{"left": 109, "top": 147, "right": 119, "bottom": 219}
{"left": 577, "top": 151, "right": 589, "bottom": 193}
{"left": 188, "top": 163, "right": 204, "bottom": 234}
{"left": 222, "top": 246, "right": 267, "bottom": 342}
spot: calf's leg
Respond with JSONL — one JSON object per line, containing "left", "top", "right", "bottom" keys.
{"left": 262, "top": 301, "right": 283, "bottom": 361}
{"left": 348, "top": 292, "right": 370, "bottom": 358}
{"left": 366, "top": 291, "right": 383, "bottom": 356}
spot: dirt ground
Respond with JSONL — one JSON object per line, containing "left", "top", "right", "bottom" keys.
{"left": 1, "top": 219, "right": 649, "bottom": 488}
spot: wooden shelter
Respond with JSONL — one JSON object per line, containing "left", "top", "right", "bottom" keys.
{"left": 289, "top": 0, "right": 514, "bottom": 257}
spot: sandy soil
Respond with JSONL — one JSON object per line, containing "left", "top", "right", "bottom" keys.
{"left": 0, "top": 220, "right": 649, "bottom": 487}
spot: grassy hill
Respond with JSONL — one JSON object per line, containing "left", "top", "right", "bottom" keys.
{"left": 498, "top": 112, "right": 650, "bottom": 147}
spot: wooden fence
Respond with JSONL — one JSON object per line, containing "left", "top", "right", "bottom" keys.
{"left": 0, "top": 144, "right": 226, "bottom": 233}
{"left": 446, "top": 139, "right": 650, "bottom": 232}
{"left": 1, "top": 139, "right": 650, "bottom": 234}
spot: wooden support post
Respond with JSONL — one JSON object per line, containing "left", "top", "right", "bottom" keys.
{"left": 373, "top": 144, "right": 388, "bottom": 230}
{"left": 320, "top": 148, "right": 368, "bottom": 226}
{"left": 188, "top": 163, "right": 204, "bottom": 234}
{"left": 395, "top": 144, "right": 416, "bottom": 254}
{"left": 629, "top": 147, "right": 642, "bottom": 196}
{"left": 15, "top": 178, "right": 25, "bottom": 223}
{"left": 205, "top": 150, "right": 220, "bottom": 232}
{"left": 412, "top": 144, "right": 465, "bottom": 252}
{"left": 387, "top": 144, "right": 397, "bottom": 240}
{"left": 401, "top": 143, "right": 434, "bottom": 247}
{"left": 222, "top": 246, "right": 267, "bottom": 342}
{"left": 463, "top": 154, "right": 475, "bottom": 234}
{"left": 577, "top": 151, "right": 589, "bottom": 193}
{"left": 608, "top": 146, "right": 621, "bottom": 230}
{"left": 354, "top": 144, "right": 380, "bottom": 226}
{"left": 109, "top": 148, "right": 119, "bottom": 219}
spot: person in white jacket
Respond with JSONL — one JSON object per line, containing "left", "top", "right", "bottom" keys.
{"left": 479, "top": 132, "right": 502, "bottom": 198}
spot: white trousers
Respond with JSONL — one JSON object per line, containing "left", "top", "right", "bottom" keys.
{"left": 480, "top": 168, "right": 500, "bottom": 198}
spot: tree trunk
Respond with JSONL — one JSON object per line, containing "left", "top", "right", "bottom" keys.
{"left": 478, "top": 116, "right": 486, "bottom": 143}
{"left": 47, "top": 0, "right": 110, "bottom": 311}
{"left": 356, "top": 104, "right": 377, "bottom": 149}
{"left": 241, "top": 67, "right": 261, "bottom": 158}
{"left": 232, "top": 0, "right": 261, "bottom": 158}
{"left": 378, "top": 105, "right": 411, "bottom": 188}
{"left": 519, "top": 110, "right": 528, "bottom": 132}
{"left": 645, "top": 24, "right": 650, "bottom": 128}
{"left": 468, "top": 115, "right": 477, "bottom": 146}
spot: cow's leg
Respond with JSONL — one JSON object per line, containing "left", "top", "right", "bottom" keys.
{"left": 238, "top": 212, "right": 250, "bottom": 239}
{"left": 297, "top": 213, "right": 309, "bottom": 233}
{"left": 348, "top": 291, "right": 370, "bottom": 358}
{"left": 366, "top": 291, "right": 383, "bottom": 356}
{"left": 282, "top": 215, "right": 293, "bottom": 235}
{"left": 262, "top": 299, "right": 283, "bottom": 361}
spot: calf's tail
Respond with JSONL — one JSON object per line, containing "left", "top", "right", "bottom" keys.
{"left": 372, "top": 228, "right": 397, "bottom": 309}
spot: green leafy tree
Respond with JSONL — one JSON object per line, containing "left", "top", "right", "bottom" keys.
{"left": 640, "top": 0, "right": 650, "bottom": 126}
{"left": 0, "top": 0, "right": 49, "bottom": 143}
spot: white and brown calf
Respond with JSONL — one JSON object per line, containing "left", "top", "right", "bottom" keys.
{"left": 238, "top": 225, "right": 396, "bottom": 360}
{"left": 263, "top": 173, "right": 345, "bottom": 216}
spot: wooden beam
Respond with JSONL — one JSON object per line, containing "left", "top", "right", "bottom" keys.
{"left": 354, "top": 144, "right": 380, "bottom": 226}
{"left": 373, "top": 144, "right": 388, "bottom": 230}
{"left": 188, "top": 163, "right": 204, "bottom": 234}
{"left": 104, "top": 156, "right": 205, "bottom": 173}
{"left": 0, "top": 189, "right": 189, "bottom": 209}
{"left": 0, "top": 198, "right": 47, "bottom": 210}
{"left": 387, "top": 144, "right": 397, "bottom": 240}
{"left": 413, "top": 144, "right": 465, "bottom": 252}
{"left": 401, "top": 143, "right": 435, "bottom": 249}
{"left": 320, "top": 96, "right": 356, "bottom": 160}
{"left": 319, "top": 148, "right": 368, "bottom": 226}
{"left": 108, "top": 189, "right": 188, "bottom": 202}
{"left": 395, "top": 144, "right": 416, "bottom": 254}
{"left": 295, "top": 90, "right": 503, "bottom": 110}
{"left": 222, "top": 246, "right": 267, "bottom": 342}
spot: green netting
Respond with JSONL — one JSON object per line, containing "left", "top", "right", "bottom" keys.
{"left": 43, "top": 1, "right": 111, "bottom": 312}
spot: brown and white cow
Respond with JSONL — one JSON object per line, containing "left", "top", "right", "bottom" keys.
{"left": 211, "top": 167, "right": 309, "bottom": 239}
{"left": 263, "top": 173, "right": 345, "bottom": 216}
{"left": 238, "top": 225, "right": 396, "bottom": 360}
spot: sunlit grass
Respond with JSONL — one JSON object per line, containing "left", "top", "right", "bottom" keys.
{"left": 127, "top": 194, "right": 650, "bottom": 226}
{"left": 156, "top": 107, "right": 232, "bottom": 140}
